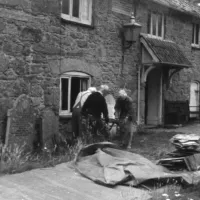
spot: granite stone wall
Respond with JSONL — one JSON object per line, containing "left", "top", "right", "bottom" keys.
{"left": 0, "top": 0, "right": 139, "bottom": 140}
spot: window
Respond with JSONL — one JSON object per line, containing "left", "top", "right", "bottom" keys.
{"left": 60, "top": 72, "right": 91, "bottom": 116}
{"left": 192, "top": 23, "right": 200, "bottom": 46}
{"left": 147, "top": 12, "right": 165, "bottom": 38}
{"left": 189, "top": 81, "right": 200, "bottom": 119}
{"left": 61, "top": 0, "right": 93, "bottom": 25}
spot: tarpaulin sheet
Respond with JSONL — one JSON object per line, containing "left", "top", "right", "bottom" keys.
{"left": 74, "top": 142, "right": 195, "bottom": 187}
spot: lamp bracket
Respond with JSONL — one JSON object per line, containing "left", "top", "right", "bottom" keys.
{"left": 123, "top": 40, "right": 134, "bottom": 50}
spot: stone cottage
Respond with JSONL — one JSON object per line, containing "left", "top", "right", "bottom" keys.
{"left": 0, "top": 0, "right": 200, "bottom": 143}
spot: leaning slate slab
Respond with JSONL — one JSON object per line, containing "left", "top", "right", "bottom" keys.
{"left": 41, "top": 107, "right": 59, "bottom": 150}
{"left": 5, "top": 94, "right": 36, "bottom": 151}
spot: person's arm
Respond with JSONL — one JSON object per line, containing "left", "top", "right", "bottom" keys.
{"left": 114, "top": 98, "right": 121, "bottom": 111}
{"left": 114, "top": 98, "right": 121, "bottom": 119}
{"left": 102, "top": 97, "right": 109, "bottom": 123}
{"left": 81, "top": 96, "right": 90, "bottom": 116}
{"left": 126, "top": 97, "right": 135, "bottom": 121}
{"left": 73, "top": 92, "right": 81, "bottom": 108}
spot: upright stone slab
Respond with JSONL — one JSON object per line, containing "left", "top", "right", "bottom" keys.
{"left": 41, "top": 108, "right": 58, "bottom": 150}
{"left": 105, "top": 94, "right": 117, "bottom": 138}
{"left": 5, "top": 94, "right": 36, "bottom": 151}
{"left": 105, "top": 94, "right": 116, "bottom": 119}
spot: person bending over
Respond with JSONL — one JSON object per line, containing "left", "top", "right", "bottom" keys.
{"left": 81, "top": 85, "right": 110, "bottom": 139}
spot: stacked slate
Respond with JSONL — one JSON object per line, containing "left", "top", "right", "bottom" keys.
{"left": 170, "top": 134, "right": 200, "bottom": 152}
{"left": 157, "top": 134, "right": 200, "bottom": 171}
{"left": 157, "top": 157, "right": 189, "bottom": 171}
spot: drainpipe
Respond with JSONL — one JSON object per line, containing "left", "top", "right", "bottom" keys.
{"left": 159, "top": 71, "right": 163, "bottom": 124}
{"left": 137, "top": 64, "right": 141, "bottom": 125}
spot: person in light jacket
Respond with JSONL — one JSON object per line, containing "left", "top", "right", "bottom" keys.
{"left": 114, "top": 89, "right": 137, "bottom": 148}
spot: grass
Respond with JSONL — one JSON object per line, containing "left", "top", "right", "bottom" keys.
{"left": 129, "top": 129, "right": 177, "bottom": 161}
{"left": 0, "top": 130, "right": 104, "bottom": 176}
{"left": 0, "top": 137, "right": 83, "bottom": 175}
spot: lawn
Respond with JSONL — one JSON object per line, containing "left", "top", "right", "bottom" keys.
{"left": 129, "top": 129, "right": 177, "bottom": 161}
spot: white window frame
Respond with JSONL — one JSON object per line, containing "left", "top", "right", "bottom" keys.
{"left": 59, "top": 72, "right": 91, "bottom": 117}
{"left": 61, "top": 0, "right": 93, "bottom": 26}
{"left": 192, "top": 23, "right": 200, "bottom": 47}
{"left": 148, "top": 12, "right": 165, "bottom": 39}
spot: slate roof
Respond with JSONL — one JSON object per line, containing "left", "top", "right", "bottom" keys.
{"left": 149, "top": 0, "right": 200, "bottom": 18}
{"left": 141, "top": 34, "right": 193, "bottom": 68}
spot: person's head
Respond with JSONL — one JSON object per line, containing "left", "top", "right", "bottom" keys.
{"left": 87, "top": 87, "right": 97, "bottom": 93}
{"left": 99, "top": 84, "right": 109, "bottom": 96}
{"left": 118, "top": 89, "right": 127, "bottom": 99}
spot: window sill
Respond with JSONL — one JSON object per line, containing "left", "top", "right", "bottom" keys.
{"left": 61, "top": 15, "right": 94, "bottom": 29}
{"left": 147, "top": 34, "right": 164, "bottom": 40}
{"left": 191, "top": 44, "right": 200, "bottom": 50}
{"left": 59, "top": 113, "right": 72, "bottom": 119}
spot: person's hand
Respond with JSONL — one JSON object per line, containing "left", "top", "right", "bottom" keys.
{"left": 114, "top": 119, "right": 119, "bottom": 125}
{"left": 128, "top": 116, "right": 132, "bottom": 121}
{"left": 105, "top": 118, "right": 109, "bottom": 124}
{"left": 81, "top": 111, "right": 87, "bottom": 117}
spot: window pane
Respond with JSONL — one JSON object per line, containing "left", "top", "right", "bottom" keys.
{"left": 72, "top": 0, "right": 80, "bottom": 18}
{"left": 195, "top": 24, "right": 199, "bottom": 44}
{"left": 61, "top": 78, "right": 69, "bottom": 110}
{"left": 158, "top": 14, "right": 162, "bottom": 37}
{"left": 147, "top": 12, "right": 151, "bottom": 34}
{"left": 71, "top": 77, "right": 81, "bottom": 111}
{"left": 192, "top": 24, "right": 195, "bottom": 44}
{"left": 62, "top": 0, "right": 69, "bottom": 15}
{"left": 152, "top": 14, "right": 157, "bottom": 36}
{"left": 81, "top": 78, "right": 89, "bottom": 91}
{"left": 82, "top": 0, "right": 90, "bottom": 21}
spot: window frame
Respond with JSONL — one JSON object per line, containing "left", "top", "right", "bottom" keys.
{"left": 148, "top": 12, "right": 165, "bottom": 39}
{"left": 192, "top": 23, "right": 200, "bottom": 48}
{"left": 59, "top": 72, "right": 91, "bottom": 117}
{"left": 61, "top": 0, "right": 93, "bottom": 26}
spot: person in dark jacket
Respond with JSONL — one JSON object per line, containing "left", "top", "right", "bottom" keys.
{"left": 114, "top": 89, "right": 137, "bottom": 148}
{"left": 81, "top": 85, "right": 110, "bottom": 138}
{"left": 72, "top": 87, "right": 97, "bottom": 138}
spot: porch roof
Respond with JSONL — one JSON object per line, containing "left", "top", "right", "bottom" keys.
{"left": 140, "top": 34, "right": 193, "bottom": 68}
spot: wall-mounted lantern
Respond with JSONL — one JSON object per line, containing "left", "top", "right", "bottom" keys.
{"left": 120, "top": 12, "right": 142, "bottom": 75}
{"left": 123, "top": 13, "right": 142, "bottom": 49}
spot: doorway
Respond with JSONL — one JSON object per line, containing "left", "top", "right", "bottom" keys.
{"left": 145, "top": 68, "right": 162, "bottom": 125}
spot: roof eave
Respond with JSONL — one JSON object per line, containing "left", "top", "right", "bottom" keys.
{"left": 154, "top": 62, "right": 192, "bottom": 68}
{"left": 149, "top": 0, "right": 200, "bottom": 19}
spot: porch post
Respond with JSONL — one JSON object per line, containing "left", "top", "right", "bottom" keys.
{"left": 137, "top": 64, "right": 141, "bottom": 125}
{"left": 159, "top": 70, "right": 163, "bottom": 124}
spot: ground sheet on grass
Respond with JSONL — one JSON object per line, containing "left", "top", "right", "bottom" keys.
{"left": 75, "top": 142, "right": 200, "bottom": 187}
